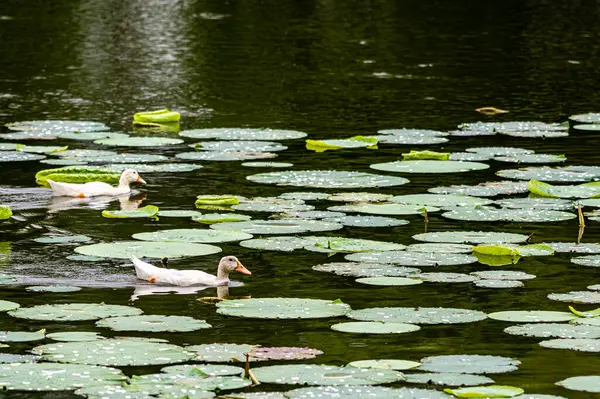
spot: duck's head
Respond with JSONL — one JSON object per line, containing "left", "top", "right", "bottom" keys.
{"left": 219, "top": 256, "right": 251, "bottom": 276}
{"left": 120, "top": 169, "right": 146, "bottom": 185}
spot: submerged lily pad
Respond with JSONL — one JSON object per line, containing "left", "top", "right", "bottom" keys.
{"left": 444, "top": 385, "right": 524, "bottom": 398}
{"left": 348, "top": 359, "right": 421, "bottom": 370}
{"left": 328, "top": 203, "right": 436, "bottom": 215}
{"left": 540, "top": 338, "right": 600, "bottom": 352}
{"left": 413, "top": 231, "right": 529, "bottom": 244}
{"left": 418, "top": 355, "right": 520, "bottom": 374}
{"left": 96, "top": 315, "right": 212, "bottom": 332}
{"left": 442, "top": 207, "right": 575, "bottom": 222}
{"left": 488, "top": 311, "right": 576, "bottom": 323}
{"left": 0, "top": 300, "right": 20, "bottom": 312}
{"left": 331, "top": 321, "right": 421, "bottom": 334}
{"left": 248, "top": 347, "right": 323, "bottom": 361}
{"left": 371, "top": 160, "right": 489, "bottom": 174}
{"left": 348, "top": 307, "right": 487, "bottom": 325}
{"left": 188, "top": 343, "right": 258, "bottom": 362}
{"left": 74, "top": 241, "right": 221, "bottom": 259}
{"left": 548, "top": 291, "right": 600, "bottom": 304}
{"left": 210, "top": 219, "right": 342, "bottom": 235}
{"left": 192, "top": 213, "right": 251, "bottom": 224}
{"left": 0, "top": 330, "right": 45, "bottom": 342}
{"left": 179, "top": 128, "right": 307, "bottom": 141}
{"left": 312, "top": 262, "right": 420, "bottom": 277}
{"left": 133, "top": 229, "right": 252, "bottom": 244}
{"left": 345, "top": 252, "right": 477, "bottom": 267}
{"left": 504, "top": 323, "right": 600, "bottom": 338}
{"left": 102, "top": 205, "right": 159, "bottom": 219}
{"left": 247, "top": 170, "right": 409, "bottom": 188}
{"left": 25, "top": 285, "right": 82, "bottom": 293}
{"left": 9, "top": 303, "right": 142, "bottom": 321}
{"left": 429, "top": 181, "right": 529, "bottom": 197}
{"left": 355, "top": 277, "right": 423, "bottom": 286}
{"left": 404, "top": 373, "right": 494, "bottom": 387}
{"left": 46, "top": 331, "right": 105, "bottom": 342}
{"left": 216, "top": 298, "right": 351, "bottom": 319}
{"left": 556, "top": 375, "right": 600, "bottom": 393}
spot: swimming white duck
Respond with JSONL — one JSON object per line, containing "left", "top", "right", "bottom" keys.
{"left": 131, "top": 255, "right": 251, "bottom": 287}
{"left": 47, "top": 169, "right": 146, "bottom": 197}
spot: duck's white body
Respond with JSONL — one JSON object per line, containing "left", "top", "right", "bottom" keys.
{"left": 47, "top": 169, "right": 146, "bottom": 198}
{"left": 131, "top": 255, "right": 251, "bottom": 287}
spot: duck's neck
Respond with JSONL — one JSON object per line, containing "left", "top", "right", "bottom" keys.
{"left": 216, "top": 267, "right": 230, "bottom": 282}
{"left": 117, "top": 178, "right": 131, "bottom": 189}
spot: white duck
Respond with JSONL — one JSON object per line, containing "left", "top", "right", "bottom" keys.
{"left": 47, "top": 169, "right": 146, "bottom": 197}
{"left": 131, "top": 255, "right": 251, "bottom": 287}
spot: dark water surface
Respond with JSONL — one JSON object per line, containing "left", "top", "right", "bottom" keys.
{"left": 1, "top": 0, "right": 600, "bottom": 397}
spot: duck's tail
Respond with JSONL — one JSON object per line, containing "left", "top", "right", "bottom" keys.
{"left": 130, "top": 255, "right": 158, "bottom": 282}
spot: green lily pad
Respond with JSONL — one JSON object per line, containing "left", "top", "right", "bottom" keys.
{"left": 56, "top": 149, "right": 117, "bottom": 158}
{"left": 279, "top": 192, "right": 329, "bottom": 201}
{"left": 589, "top": 284, "right": 600, "bottom": 291}
{"left": 546, "top": 242, "right": 600, "bottom": 254}
{"left": 442, "top": 207, "right": 576, "bottom": 222}
{"left": 529, "top": 180, "right": 600, "bottom": 198}
{"left": 0, "top": 206, "right": 12, "bottom": 220}
{"left": 0, "top": 363, "right": 125, "bottom": 391}
{"left": 46, "top": 331, "right": 106, "bottom": 342}
{"left": 97, "top": 163, "right": 201, "bottom": 173}
{"left": 195, "top": 195, "right": 241, "bottom": 206}
{"left": 40, "top": 158, "right": 88, "bottom": 165}
{"left": 470, "top": 271, "right": 536, "bottom": 280}
{"left": 414, "top": 272, "right": 478, "bottom": 283}
{"left": 449, "top": 152, "right": 492, "bottom": 162}
{"left": 444, "top": 385, "right": 524, "bottom": 398}
{"left": 371, "top": 160, "right": 489, "bottom": 174}
{"left": 76, "top": 384, "right": 215, "bottom": 399}
{"left": 466, "top": 147, "right": 534, "bottom": 157}
{"left": 216, "top": 298, "right": 351, "bottom": 319}
{"left": 488, "top": 311, "right": 576, "bottom": 323}
{"left": 279, "top": 210, "right": 346, "bottom": 219}
{"left": 0, "top": 329, "right": 45, "bottom": 342}
{"left": 233, "top": 202, "right": 314, "bottom": 213}
{"left": 569, "top": 113, "right": 600, "bottom": 123}
{"left": 556, "top": 375, "right": 600, "bottom": 393}
{"left": 326, "top": 192, "right": 393, "bottom": 202}
{"left": 0, "top": 300, "right": 20, "bottom": 312}
{"left": 572, "top": 255, "right": 600, "bottom": 267}
{"left": 251, "top": 364, "right": 403, "bottom": 386}
{"left": 9, "top": 303, "right": 142, "bottom": 321}
{"left": 84, "top": 153, "right": 169, "bottom": 163}
{"left": 58, "top": 131, "right": 129, "bottom": 141}
{"left": 134, "top": 109, "right": 180, "bottom": 123}
{"left": 328, "top": 203, "right": 437, "bottom": 215}
{"left": 242, "top": 162, "right": 293, "bottom": 167}
{"left": 418, "top": 355, "right": 520, "bottom": 374}
{"left": 0, "top": 143, "right": 20, "bottom": 150}
{"left": 348, "top": 307, "right": 487, "bottom": 325}
{"left": 6, "top": 120, "right": 109, "bottom": 134}
{"left": 406, "top": 243, "right": 473, "bottom": 253}
{"left": 287, "top": 386, "right": 452, "bottom": 399}
{"left": 35, "top": 167, "right": 120, "bottom": 186}
{"left": 540, "top": 338, "right": 600, "bottom": 352}
{"left": 0, "top": 354, "right": 39, "bottom": 363}
{"left": 26, "top": 285, "right": 82, "bottom": 293}
{"left": 378, "top": 128, "right": 448, "bottom": 136}
{"left": 413, "top": 231, "right": 529, "bottom": 244}
{"left": 157, "top": 210, "right": 203, "bottom": 217}
{"left": 345, "top": 252, "right": 477, "bottom": 267}
{"left": 322, "top": 215, "right": 409, "bottom": 227}
{"left": 210, "top": 219, "right": 342, "bottom": 235}
{"left": 179, "top": 128, "right": 307, "bottom": 141}
{"left": 495, "top": 154, "right": 566, "bottom": 164}
{"left": 176, "top": 151, "right": 278, "bottom": 161}
{"left": 161, "top": 363, "right": 244, "bottom": 377}
{"left": 459, "top": 121, "right": 566, "bottom": 133}
{"left": 96, "top": 315, "right": 212, "bottom": 332}
{"left": 573, "top": 123, "right": 600, "bottom": 131}
{"left": 188, "top": 343, "right": 258, "bottom": 362}
{"left": 374, "top": 134, "right": 448, "bottom": 145}
{"left": 504, "top": 323, "right": 600, "bottom": 338}
{"left": 95, "top": 137, "right": 183, "bottom": 147}
{"left": 497, "top": 166, "right": 600, "bottom": 182}
{"left": 306, "top": 136, "right": 378, "bottom": 152}
{"left": 495, "top": 197, "right": 574, "bottom": 211}
{"left": 34, "top": 235, "right": 92, "bottom": 244}
{"left": 133, "top": 228, "right": 252, "bottom": 243}
{"left": 248, "top": 170, "right": 410, "bottom": 188}
{"left": 248, "top": 346, "right": 323, "bottom": 361}
{"left": 74, "top": 241, "right": 221, "bottom": 259}
{"left": 192, "top": 213, "right": 252, "bottom": 224}
{"left": 355, "top": 277, "right": 423, "bottom": 286}
{"left": 474, "top": 280, "right": 524, "bottom": 288}
{"left": 240, "top": 236, "right": 336, "bottom": 252}
{"left": 404, "top": 373, "right": 494, "bottom": 387}
{"left": 429, "top": 181, "right": 529, "bottom": 197}
{"left": 0, "top": 151, "right": 45, "bottom": 162}
{"left": 473, "top": 244, "right": 553, "bottom": 257}
{"left": 16, "top": 144, "right": 68, "bottom": 154}
{"left": 33, "top": 339, "right": 195, "bottom": 366}
{"left": 308, "top": 237, "right": 406, "bottom": 253}
{"left": 331, "top": 321, "right": 421, "bottom": 334}
{"left": 312, "top": 262, "right": 420, "bottom": 277}
{"left": 193, "top": 140, "right": 287, "bottom": 152}
{"left": 389, "top": 194, "right": 493, "bottom": 208}
{"left": 403, "top": 150, "right": 450, "bottom": 161}
{"left": 548, "top": 291, "right": 600, "bottom": 304}
{"left": 348, "top": 359, "right": 421, "bottom": 370}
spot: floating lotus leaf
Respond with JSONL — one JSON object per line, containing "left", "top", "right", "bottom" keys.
{"left": 378, "top": 128, "right": 448, "bottom": 136}
{"left": 0, "top": 132, "right": 59, "bottom": 140}
{"left": 348, "top": 307, "right": 487, "bottom": 325}
{"left": 58, "top": 131, "right": 129, "bottom": 141}
{"left": 130, "top": 375, "right": 248, "bottom": 394}
{"left": 331, "top": 321, "right": 420, "bottom": 334}
{"left": 74, "top": 241, "right": 221, "bottom": 259}
{"left": 347, "top": 359, "right": 421, "bottom": 370}
{"left": 279, "top": 210, "right": 346, "bottom": 219}
{"left": 216, "top": 298, "right": 351, "bottom": 319}
{"left": 459, "top": 121, "right": 566, "bottom": 133}
{"left": 26, "top": 285, "right": 82, "bottom": 293}
{"left": 0, "top": 300, "right": 20, "bottom": 312}
{"left": 0, "top": 329, "right": 45, "bottom": 342}
{"left": 371, "top": 160, "right": 489, "bottom": 174}
{"left": 96, "top": 315, "right": 212, "bottom": 332}
{"left": 0, "top": 363, "right": 124, "bottom": 391}
{"left": 161, "top": 363, "right": 244, "bottom": 377}
{"left": 572, "top": 255, "right": 600, "bottom": 267}
{"left": 573, "top": 123, "right": 600, "bottom": 131}
{"left": 56, "top": 149, "right": 117, "bottom": 158}
{"left": 556, "top": 375, "right": 600, "bottom": 393}
{"left": 312, "top": 262, "right": 420, "bottom": 277}
{"left": 9, "top": 303, "right": 142, "bottom": 321}
{"left": 495, "top": 154, "right": 566, "bottom": 164}
{"left": 442, "top": 207, "right": 575, "bottom": 222}
{"left": 279, "top": 192, "right": 329, "bottom": 201}
{"left": 192, "top": 213, "right": 251, "bottom": 224}
{"left": 0, "top": 143, "right": 20, "bottom": 150}
{"left": 251, "top": 364, "right": 403, "bottom": 386}
{"left": 569, "top": 113, "right": 600, "bottom": 123}
{"left": 413, "top": 231, "right": 529, "bottom": 244}
{"left": 529, "top": 180, "right": 600, "bottom": 199}
{"left": 406, "top": 245, "right": 472, "bottom": 256}
{"left": 429, "top": 181, "right": 529, "bottom": 198}
{"left": 389, "top": 194, "right": 492, "bottom": 208}
{"left": 504, "top": 323, "right": 600, "bottom": 338}
{"left": 497, "top": 166, "right": 600, "bottom": 182}
{"left": 488, "top": 311, "right": 576, "bottom": 323}
{"left": 40, "top": 158, "right": 87, "bottom": 165}
{"left": 196, "top": 195, "right": 241, "bottom": 206}
{"left": 0, "top": 206, "right": 12, "bottom": 220}
{"left": 495, "top": 197, "right": 574, "bottom": 211}
{"left": 221, "top": 392, "right": 287, "bottom": 399}
{"left": 499, "top": 130, "right": 568, "bottom": 138}
{"left": 323, "top": 215, "right": 409, "bottom": 227}
{"left": 86, "top": 153, "right": 170, "bottom": 163}
{"left": 470, "top": 271, "right": 535, "bottom": 280}
{"left": 0, "top": 354, "right": 39, "bottom": 363}
{"left": 0, "top": 151, "right": 45, "bottom": 162}
{"left": 247, "top": 170, "right": 409, "bottom": 188}
{"left": 46, "top": 331, "right": 105, "bottom": 342}
{"left": 248, "top": 346, "right": 323, "bottom": 360}
{"left": 415, "top": 272, "right": 478, "bottom": 283}
{"left": 473, "top": 244, "right": 553, "bottom": 257}
{"left": 548, "top": 291, "right": 600, "bottom": 304}
{"left": 34, "top": 235, "right": 92, "bottom": 244}
{"left": 33, "top": 339, "right": 194, "bottom": 366}
{"left": 133, "top": 228, "right": 252, "bottom": 244}
{"left": 449, "top": 152, "right": 492, "bottom": 162}
{"left": 15, "top": 144, "right": 68, "bottom": 154}
{"left": 308, "top": 237, "right": 406, "bottom": 253}
{"left": 373, "top": 135, "right": 448, "bottom": 145}
{"left": 540, "top": 338, "right": 600, "bottom": 352}
{"left": 589, "top": 284, "right": 600, "bottom": 291}
{"left": 102, "top": 205, "right": 159, "bottom": 219}
{"left": 134, "top": 109, "right": 181, "bottom": 123}
{"left": 568, "top": 305, "right": 600, "bottom": 318}
{"left": 418, "top": 355, "right": 520, "bottom": 374}
{"left": 404, "top": 373, "right": 494, "bottom": 387}
{"left": 102, "top": 163, "right": 203, "bottom": 173}
{"left": 233, "top": 202, "right": 314, "bottom": 213}
{"left": 345, "top": 251, "right": 477, "bottom": 267}
{"left": 240, "top": 236, "right": 337, "bottom": 252}
{"left": 176, "top": 151, "right": 277, "bottom": 161}
{"left": 355, "top": 277, "right": 423, "bottom": 286}
{"left": 474, "top": 280, "right": 523, "bottom": 288}
{"left": 466, "top": 147, "right": 534, "bottom": 157}
{"left": 288, "top": 386, "right": 451, "bottom": 399}
{"left": 179, "top": 128, "right": 307, "bottom": 141}
{"left": 187, "top": 343, "right": 258, "bottom": 362}
{"left": 211, "top": 219, "right": 342, "bottom": 235}
{"left": 511, "top": 395, "right": 566, "bottom": 399}
{"left": 326, "top": 192, "right": 393, "bottom": 202}
{"left": 6, "top": 120, "right": 109, "bottom": 134}
{"left": 76, "top": 384, "right": 214, "bottom": 399}
{"left": 242, "top": 162, "right": 293, "bottom": 167}
{"left": 306, "top": 136, "right": 378, "bottom": 152}
{"left": 402, "top": 150, "right": 450, "bottom": 161}
{"left": 546, "top": 242, "right": 600, "bottom": 254}
{"left": 193, "top": 140, "right": 287, "bottom": 152}
{"left": 444, "top": 385, "right": 524, "bottom": 398}
{"left": 328, "top": 203, "right": 437, "bottom": 215}
{"left": 157, "top": 210, "right": 203, "bottom": 217}
{"left": 35, "top": 167, "right": 120, "bottom": 186}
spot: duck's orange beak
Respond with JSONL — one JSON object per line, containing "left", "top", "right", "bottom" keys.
{"left": 136, "top": 176, "right": 147, "bottom": 184}
{"left": 235, "top": 261, "right": 251, "bottom": 275}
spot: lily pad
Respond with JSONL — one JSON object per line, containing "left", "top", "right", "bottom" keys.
{"left": 0, "top": 151, "right": 45, "bottom": 162}
{"left": 58, "top": 132, "right": 129, "bottom": 141}
{"left": 495, "top": 197, "right": 574, "bottom": 211}
{"left": 192, "top": 213, "right": 251, "bottom": 224}
{"left": 9, "top": 303, "right": 142, "bottom": 321}
{"left": 441, "top": 207, "right": 576, "bottom": 222}
{"left": 504, "top": 323, "right": 600, "bottom": 338}
{"left": 35, "top": 167, "right": 120, "bottom": 186}
{"left": 378, "top": 128, "right": 448, "bottom": 136}
{"left": 33, "top": 339, "right": 195, "bottom": 366}
{"left": 102, "top": 205, "right": 159, "bottom": 219}
{"left": 56, "top": 149, "right": 117, "bottom": 158}
{"left": 248, "top": 346, "right": 323, "bottom": 361}
{"left": 374, "top": 134, "right": 448, "bottom": 145}
{"left": 347, "top": 359, "right": 421, "bottom": 370}
{"left": 403, "top": 150, "right": 450, "bottom": 161}
{"left": 466, "top": 147, "right": 534, "bottom": 157}
{"left": 195, "top": 195, "right": 241, "bottom": 206}
{"left": 371, "top": 160, "right": 489, "bottom": 174}
{"left": 0, "top": 354, "right": 39, "bottom": 363}
{"left": 6, "top": 120, "right": 108, "bottom": 133}
{"left": 345, "top": 252, "right": 477, "bottom": 267}
{"left": 134, "top": 109, "right": 180, "bottom": 123}
{"left": 569, "top": 113, "right": 600, "bottom": 123}
{"left": 193, "top": 140, "right": 287, "bottom": 152}
{"left": 279, "top": 192, "right": 329, "bottom": 201}
{"left": 188, "top": 343, "right": 258, "bottom": 362}
{"left": 497, "top": 166, "right": 600, "bottom": 182}
{"left": 40, "top": 158, "right": 88, "bottom": 165}
{"left": 157, "top": 210, "right": 203, "bottom": 218}
{"left": 326, "top": 192, "right": 393, "bottom": 202}
{"left": 0, "top": 300, "right": 20, "bottom": 312}
{"left": 331, "top": 321, "right": 421, "bottom": 334}
{"left": 389, "top": 194, "right": 493, "bottom": 208}
{"left": 540, "top": 338, "right": 600, "bottom": 352}
{"left": 529, "top": 180, "right": 600, "bottom": 198}
{"left": 176, "top": 151, "right": 278, "bottom": 161}
{"left": 216, "top": 297, "right": 351, "bottom": 319}
{"left": 355, "top": 277, "right": 423, "bottom": 286}
{"left": 210, "top": 219, "right": 342, "bottom": 235}
{"left": 287, "top": 386, "right": 452, "bottom": 399}
{"left": 242, "top": 162, "right": 293, "bottom": 168}
{"left": 161, "top": 363, "right": 244, "bottom": 377}
{"left": 25, "top": 285, "right": 82, "bottom": 293}
{"left": 307, "top": 237, "right": 406, "bottom": 253}
{"left": 74, "top": 241, "right": 221, "bottom": 259}
{"left": 322, "top": 215, "right": 408, "bottom": 227}
{"left": 444, "top": 385, "right": 524, "bottom": 398}
{"left": 449, "top": 152, "right": 492, "bottom": 162}
{"left": 556, "top": 375, "right": 600, "bottom": 393}
{"left": 470, "top": 271, "right": 536, "bottom": 280}
{"left": 96, "top": 315, "right": 212, "bottom": 332}
{"left": 251, "top": 364, "right": 403, "bottom": 386}
{"left": 328, "top": 203, "right": 437, "bottom": 215}
{"left": 459, "top": 121, "right": 566, "bottom": 133}
{"left": 312, "top": 262, "right": 420, "bottom": 277}
{"left": 412, "top": 231, "right": 529, "bottom": 244}
{"left": 495, "top": 154, "right": 566, "bottom": 164}
{"left": 280, "top": 210, "right": 346, "bottom": 219}
{"left": 474, "top": 280, "right": 524, "bottom": 288}
{"left": 488, "top": 311, "right": 576, "bottom": 323}
{"left": 240, "top": 236, "right": 333, "bottom": 252}
{"left": 548, "top": 291, "right": 600, "bottom": 304}
{"left": 46, "top": 331, "right": 106, "bottom": 342}
{"left": 348, "top": 307, "right": 487, "bottom": 325}
{"left": 572, "top": 255, "right": 600, "bottom": 267}
{"left": 16, "top": 144, "right": 68, "bottom": 154}
{"left": 179, "top": 128, "right": 307, "bottom": 141}
{"left": 0, "top": 206, "right": 12, "bottom": 220}
{"left": 414, "top": 272, "right": 478, "bottom": 283}
{"left": 0, "top": 330, "right": 45, "bottom": 342}
{"left": 407, "top": 243, "right": 473, "bottom": 254}
{"left": 418, "top": 355, "right": 520, "bottom": 374}
{"left": 429, "top": 181, "right": 529, "bottom": 197}
{"left": 76, "top": 384, "right": 215, "bottom": 399}
{"left": 248, "top": 170, "right": 410, "bottom": 188}
{"left": 102, "top": 163, "right": 203, "bottom": 173}
{"left": 133, "top": 229, "right": 252, "bottom": 244}
{"left": 306, "top": 136, "right": 378, "bottom": 152}
{"left": 404, "top": 373, "right": 495, "bottom": 387}
{"left": 233, "top": 202, "right": 314, "bottom": 213}
{"left": 573, "top": 123, "right": 600, "bottom": 131}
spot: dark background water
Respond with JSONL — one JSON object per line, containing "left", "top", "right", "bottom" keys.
{"left": 1, "top": 0, "right": 600, "bottom": 397}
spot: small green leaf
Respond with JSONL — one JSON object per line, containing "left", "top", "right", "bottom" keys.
{"left": 472, "top": 245, "right": 519, "bottom": 256}
{"left": 102, "top": 205, "right": 159, "bottom": 219}
{"left": 0, "top": 206, "right": 12, "bottom": 220}
{"left": 402, "top": 150, "right": 450, "bottom": 161}
{"left": 133, "top": 109, "right": 180, "bottom": 123}
{"left": 569, "top": 305, "right": 600, "bottom": 318}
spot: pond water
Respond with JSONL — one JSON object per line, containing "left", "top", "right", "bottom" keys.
{"left": 1, "top": 0, "right": 600, "bottom": 398}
